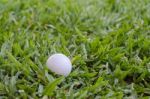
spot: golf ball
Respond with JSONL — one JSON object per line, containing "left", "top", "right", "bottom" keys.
{"left": 46, "top": 53, "right": 72, "bottom": 76}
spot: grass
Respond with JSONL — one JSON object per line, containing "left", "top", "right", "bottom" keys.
{"left": 0, "top": 0, "right": 150, "bottom": 98}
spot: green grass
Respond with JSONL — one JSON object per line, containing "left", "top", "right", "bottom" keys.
{"left": 0, "top": 0, "right": 150, "bottom": 98}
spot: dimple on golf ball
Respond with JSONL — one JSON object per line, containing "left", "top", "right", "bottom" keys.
{"left": 46, "top": 53, "right": 72, "bottom": 76}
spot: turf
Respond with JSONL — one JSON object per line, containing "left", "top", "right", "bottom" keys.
{"left": 0, "top": 0, "right": 150, "bottom": 98}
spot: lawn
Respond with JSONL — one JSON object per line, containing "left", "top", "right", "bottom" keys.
{"left": 0, "top": 0, "right": 150, "bottom": 98}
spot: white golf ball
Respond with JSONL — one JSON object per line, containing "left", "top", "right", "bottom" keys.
{"left": 46, "top": 53, "right": 72, "bottom": 76}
